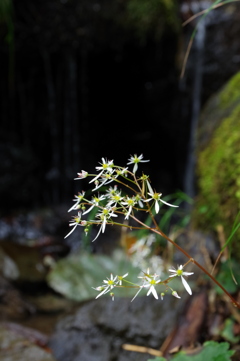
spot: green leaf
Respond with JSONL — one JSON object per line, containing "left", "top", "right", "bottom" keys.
{"left": 47, "top": 250, "right": 141, "bottom": 301}
{"left": 149, "top": 341, "right": 234, "bottom": 361}
{"left": 221, "top": 318, "right": 240, "bottom": 344}
{"left": 221, "top": 211, "right": 240, "bottom": 251}
{"left": 216, "top": 260, "right": 240, "bottom": 295}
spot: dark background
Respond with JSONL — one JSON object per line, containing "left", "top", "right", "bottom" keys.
{"left": 1, "top": 0, "right": 240, "bottom": 213}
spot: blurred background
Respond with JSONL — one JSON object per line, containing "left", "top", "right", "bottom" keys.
{"left": 1, "top": 1, "right": 240, "bottom": 360}
{"left": 1, "top": 0, "right": 239, "bottom": 212}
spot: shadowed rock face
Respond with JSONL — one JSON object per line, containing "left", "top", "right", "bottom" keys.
{"left": 49, "top": 295, "right": 188, "bottom": 361}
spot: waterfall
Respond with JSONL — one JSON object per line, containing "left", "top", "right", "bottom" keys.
{"left": 182, "top": 2, "right": 210, "bottom": 199}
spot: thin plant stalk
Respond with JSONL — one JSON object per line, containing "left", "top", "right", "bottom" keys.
{"left": 131, "top": 214, "right": 240, "bottom": 308}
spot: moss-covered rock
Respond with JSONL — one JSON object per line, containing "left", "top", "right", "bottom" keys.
{"left": 194, "top": 72, "right": 240, "bottom": 245}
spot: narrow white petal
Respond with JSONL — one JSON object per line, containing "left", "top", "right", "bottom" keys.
{"left": 159, "top": 199, "right": 179, "bottom": 207}
{"left": 102, "top": 218, "right": 106, "bottom": 233}
{"left": 92, "top": 178, "right": 109, "bottom": 191}
{"left": 89, "top": 170, "right": 104, "bottom": 183}
{"left": 96, "top": 287, "right": 109, "bottom": 299}
{"left": 182, "top": 271, "right": 194, "bottom": 276}
{"left": 125, "top": 206, "right": 132, "bottom": 220}
{"left": 144, "top": 198, "right": 152, "bottom": 202}
{"left": 155, "top": 201, "right": 160, "bottom": 214}
{"left": 92, "top": 224, "right": 103, "bottom": 242}
{"left": 151, "top": 286, "right": 158, "bottom": 299}
{"left": 131, "top": 285, "right": 144, "bottom": 302}
{"left": 133, "top": 163, "right": 138, "bottom": 173}
{"left": 82, "top": 204, "right": 95, "bottom": 215}
{"left": 64, "top": 223, "right": 78, "bottom": 238}
{"left": 68, "top": 204, "right": 78, "bottom": 212}
{"left": 147, "top": 180, "right": 153, "bottom": 194}
{"left": 181, "top": 276, "right": 192, "bottom": 295}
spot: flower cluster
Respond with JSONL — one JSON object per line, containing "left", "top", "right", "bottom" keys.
{"left": 65, "top": 154, "right": 177, "bottom": 241}
{"left": 93, "top": 265, "right": 193, "bottom": 302}
{"left": 66, "top": 154, "right": 194, "bottom": 301}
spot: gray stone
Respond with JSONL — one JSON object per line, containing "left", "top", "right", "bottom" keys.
{"left": 50, "top": 295, "right": 187, "bottom": 361}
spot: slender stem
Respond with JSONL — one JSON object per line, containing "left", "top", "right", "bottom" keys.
{"left": 182, "top": 0, "right": 240, "bottom": 27}
{"left": 114, "top": 177, "right": 138, "bottom": 193}
{"left": 131, "top": 215, "right": 240, "bottom": 309}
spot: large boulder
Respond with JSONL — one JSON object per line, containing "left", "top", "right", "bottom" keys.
{"left": 49, "top": 295, "right": 188, "bottom": 361}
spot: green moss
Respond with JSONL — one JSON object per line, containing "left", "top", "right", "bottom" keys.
{"left": 220, "top": 71, "right": 240, "bottom": 110}
{"left": 195, "top": 92, "right": 240, "bottom": 244}
{"left": 125, "top": 0, "right": 180, "bottom": 42}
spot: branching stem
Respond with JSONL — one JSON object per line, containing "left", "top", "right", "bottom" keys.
{"left": 131, "top": 215, "right": 240, "bottom": 309}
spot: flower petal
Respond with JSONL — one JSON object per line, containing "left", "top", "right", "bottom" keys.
{"left": 131, "top": 285, "right": 144, "bottom": 302}
{"left": 91, "top": 224, "right": 103, "bottom": 242}
{"left": 96, "top": 287, "right": 109, "bottom": 299}
{"left": 181, "top": 276, "right": 192, "bottom": 295}
{"left": 159, "top": 199, "right": 178, "bottom": 207}
{"left": 155, "top": 201, "right": 160, "bottom": 214}
{"left": 64, "top": 223, "right": 78, "bottom": 239}
{"left": 182, "top": 271, "right": 194, "bottom": 276}
{"left": 150, "top": 286, "right": 158, "bottom": 299}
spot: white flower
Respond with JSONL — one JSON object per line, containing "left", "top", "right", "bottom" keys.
{"left": 94, "top": 274, "right": 118, "bottom": 299}
{"left": 82, "top": 194, "right": 105, "bottom": 215}
{"left": 127, "top": 154, "right": 149, "bottom": 173}
{"left": 145, "top": 273, "right": 160, "bottom": 299}
{"left": 64, "top": 212, "right": 83, "bottom": 238}
{"left": 74, "top": 170, "right": 88, "bottom": 180}
{"left": 121, "top": 197, "right": 137, "bottom": 219}
{"left": 91, "top": 169, "right": 115, "bottom": 191}
{"left": 96, "top": 158, "right": 114, "bottom": 172}
{"left": 68, "top": 191, "right": 85, "bottom": 212}
{"left": 131, "top": 269, "right": 160, "bottom": 301}
{"left": 116, "top": 167, "right": 128, "bottom": 176}
{"left": 117, "top": 273, "right": 128, "bottom": 285}
{"left": 90, "top": 158, "right": 114, "bottom": 184}
{"left": 169, "top": 265, "right": 194, "bottom": 295}
{"left": 145, "top": 191, "right": 178, "bottom": 214}
{"left": 134, "top": 194, "right": 144, "bottom": 208}
{"left": 106, "top": 185, "right": 118, "bottom": 197}
{"left": 107, "top": 191, "right": 123, "bottom": 207}
{"left": 92, "top": 207, "right": 118, "bottom": 242}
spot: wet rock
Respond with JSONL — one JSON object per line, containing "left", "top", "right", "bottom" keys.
{"left": 0, "top": 276, "right": 35, "bottom": 321}
{"left": 173, "top": 230, "right": 220, "bottom": 279}
{"left": 0, "top": 241, "right": 47, "bottom": 283}
{"left": 0, "top": 247, "right": 19, "bottom": 280}
{"left": 49, "top": 295, "right": 188, "bottom": 361}
{"left": 0, "top": 322, "right": 56, "bottom": 361}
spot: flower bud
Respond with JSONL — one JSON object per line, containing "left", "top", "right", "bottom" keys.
{"left": 172, "top": 291, "right": 181, "bottom": 299}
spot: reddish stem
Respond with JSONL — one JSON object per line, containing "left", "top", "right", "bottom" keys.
{"left": 131, "top": 215, "right": 240, "bottom": 309}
